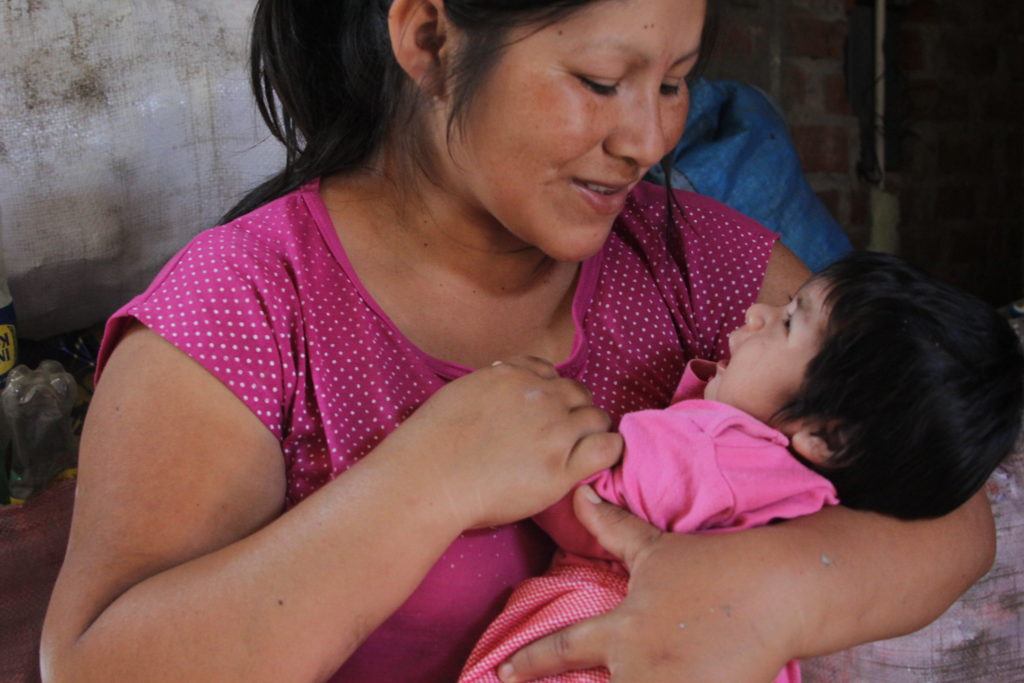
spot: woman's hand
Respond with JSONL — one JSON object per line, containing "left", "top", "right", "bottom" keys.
{"left": 391, "top": 356, "right": 623, "bottom": 530}
{"left": 498, "top": 486, "right": 797, "bottom": 683}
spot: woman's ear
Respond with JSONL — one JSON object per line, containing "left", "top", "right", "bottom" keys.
{"left": 789, "top": 422, "right": 835, "bottom": 465}
{"left": 388, "top": 0, "right": 449, "bottom": 97}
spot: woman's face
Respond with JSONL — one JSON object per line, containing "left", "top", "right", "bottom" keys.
{"left": 437, "top": 0, "right": 706, "bottom": 262}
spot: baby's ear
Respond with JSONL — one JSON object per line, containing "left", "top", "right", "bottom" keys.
{"left": 790, "top": 421, "right": 835, "bottom": 465}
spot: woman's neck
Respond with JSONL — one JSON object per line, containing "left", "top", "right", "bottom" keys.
{"left": 321, "top": 169, "right": 563, "bottom": 296}
{"left": 319, "top": 170, "right": 582, "bottom": 368}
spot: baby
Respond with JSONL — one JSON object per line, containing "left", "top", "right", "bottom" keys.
{"left": 460, "top": 251, "right": 1024, "bottom": 683}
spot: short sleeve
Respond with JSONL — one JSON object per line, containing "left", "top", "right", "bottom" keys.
{"left": 97, "top": 225, "right": 302, "bottom": 441}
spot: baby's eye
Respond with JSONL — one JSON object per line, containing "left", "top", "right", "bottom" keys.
{"left": 578, "top": 76, "right": 618, "bottom": 96}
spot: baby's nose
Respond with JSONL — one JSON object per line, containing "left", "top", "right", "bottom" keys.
{"left": 729, "top": 305, "right": 767, "bottom": 352}
{"left": 743, "top": 303, "right": 770, "bottom": 330}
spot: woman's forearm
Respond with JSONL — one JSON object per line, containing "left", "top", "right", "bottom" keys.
{"left": 778, "top": 488, "right": 995, "bottom": 658}
{"left": 43, "top": 441, "right": 463, "bottom": 683}
{"left": 495, "top": 483, "right": 996, "bottom": 683}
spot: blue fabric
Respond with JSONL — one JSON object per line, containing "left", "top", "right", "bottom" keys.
{"left": 648, "top": 79, "right": 852, "bottom": 272}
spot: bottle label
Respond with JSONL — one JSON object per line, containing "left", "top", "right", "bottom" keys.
{"left": 0, "top": 303, "right": 16, "bottom": 379}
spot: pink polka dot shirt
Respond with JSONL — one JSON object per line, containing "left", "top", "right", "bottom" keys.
{"left": 98, "top": 179, "right": 777, "bottom": 682}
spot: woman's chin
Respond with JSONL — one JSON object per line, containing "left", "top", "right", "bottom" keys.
{"left": 545, "top": 244, "right": 602, "bottom": 263}
{"left": 541, "top": 226, "right": 614, "bottom": 263}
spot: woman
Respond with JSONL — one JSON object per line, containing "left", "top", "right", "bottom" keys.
{"left": 41, "top": 1, "right": 994, "bottom": 681}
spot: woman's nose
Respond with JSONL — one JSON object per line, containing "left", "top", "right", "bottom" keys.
{"left": 604, "top": 96, "right": 668, "bottom": 170}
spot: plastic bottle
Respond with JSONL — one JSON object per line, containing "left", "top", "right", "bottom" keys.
{"left": 3, "top": 361, "right": 77, "bottom": 502}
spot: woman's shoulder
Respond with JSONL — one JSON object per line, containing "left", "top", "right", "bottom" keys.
{"left": 97, "top": 186, "right": 326, "bottom": 436}
{"left": 585, "top": 181, "right": 780, "bottom": 366}
{"left": 622, "top": 181, "right": 778, "bottom": 237}
{"left": 117, "top": 184, "right": 327, "bottom": 338}
{"left": 151, "top": 183, "right": 339, "bottom": 303}
{"left": 199, "top": 184, "right": 321, "bottom": 264}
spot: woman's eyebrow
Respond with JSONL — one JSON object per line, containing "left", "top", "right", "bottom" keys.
{"left": 582, "top": 40, "right": 701, "bottom": 68}
{"left": 670, "top": 46, "right": 702, "bottom": 67}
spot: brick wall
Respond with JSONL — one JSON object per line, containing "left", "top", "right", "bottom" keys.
{"left": 705, "top": 0, "right": 1024, "bottom": 304}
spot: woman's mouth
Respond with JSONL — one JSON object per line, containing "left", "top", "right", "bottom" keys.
{"left": 581, "top": 181, "right": 619, "bottom": 195}
{"left": 572, "top": 178, "right": 631, "bottom": 215}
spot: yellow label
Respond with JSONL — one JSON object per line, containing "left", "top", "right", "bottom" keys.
{"left": 0, "top": 323, "right": 16, "bottom": 376}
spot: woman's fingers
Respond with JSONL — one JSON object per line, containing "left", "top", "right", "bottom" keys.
{"left": 494, "top": 355, "right": 559, "bottom": 379}
{"left": 561, "top": 406, "right": 619, "bottom": 479}
{"left": 498, "top": 615, "right": 610, "bottom": 683}
{"left": 492, "top": 357, "right": 593, "bottom": 407}
{"left": 566, "top": 429, "right": 622, "bottom": 480}
{"left": 416, "top": 355, "right": 616, "bottom": 527}
{"left": 558, "top": 377, "right": 595, "bottom": 408}
{"left": 571, "top": 485, "right": 664, "bottom": 568}
{"left": 566, "top": 404, "right": 611, "bottom": 435}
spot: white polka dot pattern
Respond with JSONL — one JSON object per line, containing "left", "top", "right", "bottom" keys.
{"left": 96, "top": 179, "right": 777, "bottom": 683}
{"left": 581, "top": 183, "right": 776, "bottom": 426}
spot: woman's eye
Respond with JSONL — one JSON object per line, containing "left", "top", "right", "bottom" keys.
{"left": 660, "top": 83, "right": 682, "bottom": 96}
{"left": 578, "top": 76, "right": 618, "bottom": 96}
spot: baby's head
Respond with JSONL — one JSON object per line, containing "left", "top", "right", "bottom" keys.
{"left": 707, "top": 251, "right": 1024, "bottom": 519}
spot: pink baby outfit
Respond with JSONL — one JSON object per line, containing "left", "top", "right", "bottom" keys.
{"left": 97, "top": 180, "right": 777, "bottom": 682}
{"left": 459, "top": 360, "right": 839, "bottom": 683}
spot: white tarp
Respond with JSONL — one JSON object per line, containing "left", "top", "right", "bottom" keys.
{"left": 0, "top": 0, "right": 283, "bottom": 338}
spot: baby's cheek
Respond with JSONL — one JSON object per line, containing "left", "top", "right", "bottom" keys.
{"left": 702, "top": 375, "right": 719, "bottom": 402}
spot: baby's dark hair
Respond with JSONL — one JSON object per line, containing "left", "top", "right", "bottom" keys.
{"left": 776, "top": 251, "right": 1024, "bottom": 519}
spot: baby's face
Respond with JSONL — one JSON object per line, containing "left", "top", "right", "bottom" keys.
{"left": 704, "top": 278, "right": 830, "bottom": 425}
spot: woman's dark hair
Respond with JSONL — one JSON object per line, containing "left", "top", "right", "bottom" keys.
{"left": 222, "top": 0, "right": 717, "bottom": 223}
{"left": 777, "top": 251, "right": 1024, "bottom": 519}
